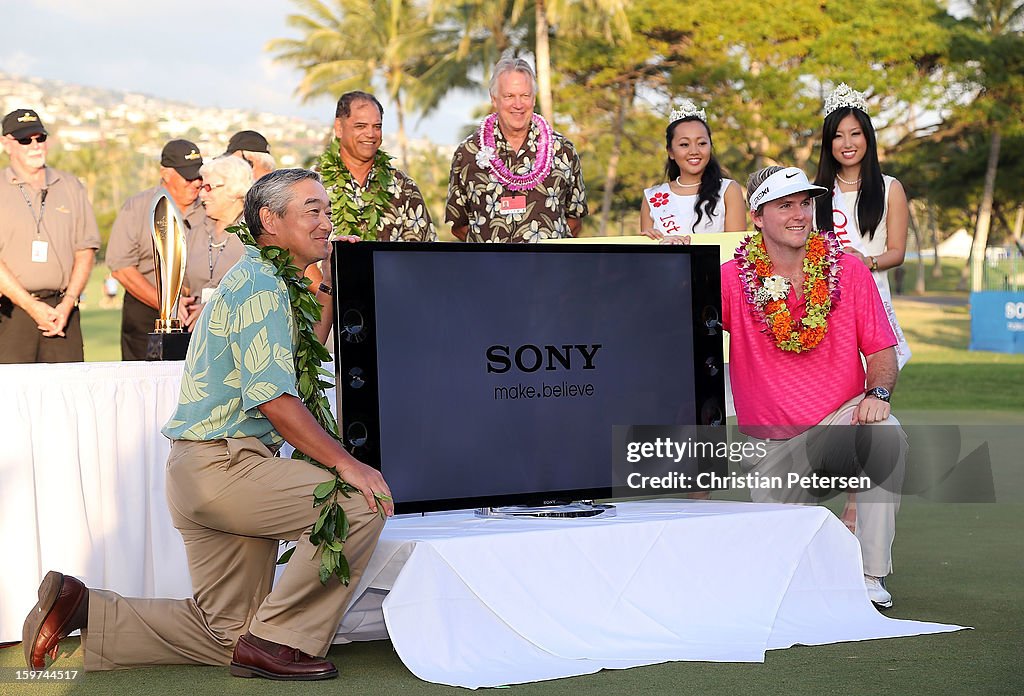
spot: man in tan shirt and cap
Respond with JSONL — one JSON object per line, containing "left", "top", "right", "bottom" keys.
{"left": 106, "top": 139, "right": 210, "bottom": 360}
{"left": 225, "top": 129, "right": 276, "bottom": 182}
{"left": 0, "top": 108, "right": 99, "bottom": 363}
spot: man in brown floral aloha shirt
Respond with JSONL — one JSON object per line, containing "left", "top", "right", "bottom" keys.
{"left": 329, "top": 91, "right": 436, "bottom": 241}
{"left": 445, "top": 58, "right": 588, "bottom": 243}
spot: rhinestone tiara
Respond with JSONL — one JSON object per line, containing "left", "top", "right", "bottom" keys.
{"left": 669, "top": 99, "right": 707, "bottom": 123}
{"left": 824, "top": 83, "right": 868, "bottom": 116}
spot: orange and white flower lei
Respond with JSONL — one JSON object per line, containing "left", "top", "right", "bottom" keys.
{"left": 736, "top": 231, "right": 843, "bottom": 353}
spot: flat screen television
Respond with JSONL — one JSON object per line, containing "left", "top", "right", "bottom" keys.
{"left": 330, "top": 242, "right": 725, "bottom": 514}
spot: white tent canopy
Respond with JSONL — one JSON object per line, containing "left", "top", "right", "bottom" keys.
{"left": 936, "top": 228, "right": 973, "bottom": 258}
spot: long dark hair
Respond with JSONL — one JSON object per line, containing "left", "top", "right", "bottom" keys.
{"left": 664, "top": 117, "right": 724, "bottom": 233}
{"left": 813, "top": 107, "right": 884, "bottom": 240}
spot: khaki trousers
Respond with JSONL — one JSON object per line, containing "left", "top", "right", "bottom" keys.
{"left": 740, "top": 396, "right": 906, "bottom": 578}
{"left": 83, "top": 437, "right": 384, "bottom": 670}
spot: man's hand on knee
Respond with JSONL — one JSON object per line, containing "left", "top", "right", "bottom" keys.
{"left": 337, "top": 458, "right": 395, "bottom": 517}
{"left": 853, "top": 396, "right": 891, "bottom": 425}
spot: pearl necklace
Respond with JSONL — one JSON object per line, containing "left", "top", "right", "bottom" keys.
{"left": 836, "top": 173, "right": 861, "bottom": 185}
{"left": 674, "top": 177, "right": 701, "bottom": 188}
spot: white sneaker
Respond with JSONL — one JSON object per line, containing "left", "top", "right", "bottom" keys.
{"left": 864, "top": 575, "right": 893, "bottom": 609}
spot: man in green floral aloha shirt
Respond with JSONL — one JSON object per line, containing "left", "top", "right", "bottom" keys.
{"left": 445, "top": 57, "right": 588, "bottom": 243}
{"left": 23, "top": 169, "right": 393, "bottom": 682}
{"left": 322, "top": 90, "right": 436, "bottom": 242}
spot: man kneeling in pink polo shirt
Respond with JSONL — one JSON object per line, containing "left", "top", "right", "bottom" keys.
{"left": 721, "top": 165, "right": 905, "bottom": 609}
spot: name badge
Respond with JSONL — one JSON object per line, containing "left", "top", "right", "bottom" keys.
{"left": 201, "top": 287, "right": 216, "bottom": 305}
{"left": 31, "top": 240, "right": 48, "bottom": 263}
{"left": 499, "top": 195, "right": 527, "bottom": 215}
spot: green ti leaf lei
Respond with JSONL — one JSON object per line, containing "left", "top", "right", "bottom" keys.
{"left": 318, "top": 140, "right": 395, "bottom": 241}
{"left": 228, "top": 221, "right": 387, "bottom": 585}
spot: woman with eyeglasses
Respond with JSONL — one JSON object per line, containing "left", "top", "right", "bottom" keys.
{"left": 178, "top": 156, "right": 249, "bottom": 329}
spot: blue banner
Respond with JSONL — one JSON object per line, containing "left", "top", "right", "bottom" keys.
{"left": 970, "top": 291, "right": 1024, "bottom": 354}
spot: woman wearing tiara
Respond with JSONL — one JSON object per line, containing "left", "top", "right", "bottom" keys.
{"left": 813, "top": 83, "right": 910, "bottom": 352}
{"left": 640, "top": 100, "right": 746, "bottom": 240}
{"left": 813, "top": 83, "right": 911, "bottom": 532}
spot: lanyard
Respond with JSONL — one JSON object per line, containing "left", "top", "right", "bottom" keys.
{"left": 209, "top": 233, "right": 228, "bottom": 281}
{"left": 17, "top": 184, "right": 47, "bottom": 236}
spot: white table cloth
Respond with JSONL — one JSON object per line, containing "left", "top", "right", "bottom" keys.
{"left": 1, "top": 361, "right": 193, "bottom": 643}
{"left": 353, "top": 501, "right": 964, "bottom": 688}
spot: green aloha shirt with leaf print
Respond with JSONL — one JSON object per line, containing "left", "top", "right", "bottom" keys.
{"left": 162, "top": 245, "right": 299, "bottom": 447}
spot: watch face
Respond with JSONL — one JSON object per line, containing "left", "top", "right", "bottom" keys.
{"left": 869, "top": 387, "right": 891, "bottom": 401}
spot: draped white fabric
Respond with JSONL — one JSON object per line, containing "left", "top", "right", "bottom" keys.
{"left": 0, "top": 361, "right": 192, "bottom": 642}
{"left": 374, "top": 501, "right": 965, "bottom": 688}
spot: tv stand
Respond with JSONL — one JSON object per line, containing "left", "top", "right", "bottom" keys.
{"left": 475, "top": 501, "right": 616, "bottom": 519}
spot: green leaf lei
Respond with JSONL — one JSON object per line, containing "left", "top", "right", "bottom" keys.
{"left": 318, "top": 140, "right": 395, "bottom": 241}
{"left": 228, "top": 221, "right": 387, "bottom": 585}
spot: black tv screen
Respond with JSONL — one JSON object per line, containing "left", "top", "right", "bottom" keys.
{"left": 331, "top": 242, "right": 725, "bottom": 514}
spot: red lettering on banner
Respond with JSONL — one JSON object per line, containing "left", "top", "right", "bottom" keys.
{"left": 659, "top": 215, "right": 681, "bottom": 235}
{"left": 832, "top": 208, "right": 851, "bottom": 246}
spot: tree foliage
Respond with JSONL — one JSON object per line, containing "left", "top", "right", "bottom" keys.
{"left": 260, "top": 0, "right": 1023, "bottom": 261}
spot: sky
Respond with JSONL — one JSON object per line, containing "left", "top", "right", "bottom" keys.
{"left": 0, "top": 0, "right": 480, "bottom": 145}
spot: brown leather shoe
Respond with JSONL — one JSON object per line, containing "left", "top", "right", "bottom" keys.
{"left": 23, "top": 571, "right": 87, "bottom": 670}
{"left": 229, "top": 632, "right": 338, "bottom": 681}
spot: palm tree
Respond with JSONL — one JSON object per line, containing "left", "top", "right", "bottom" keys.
{"left": 439, "top": 0, "right": 528, "bottom": 75}
{"left": 431, "top": 0, "right": 629, "bottom": 126}
{"left": 268, "top": 0, "right": 460, "bottom": 168}
{"left": 533, "top": 0, "right": 631, "bottom": 125}
{"left": 959, "top": 0, "right": 1024, "bottom": 290}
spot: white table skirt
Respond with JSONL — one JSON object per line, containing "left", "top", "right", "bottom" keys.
{"left": 347, "top": 500, "right": 963, "bottom": 688}
{"left": 1, "top": 361, "right": 194, "bottom": 643}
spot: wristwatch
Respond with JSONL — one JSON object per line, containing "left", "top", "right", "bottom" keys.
{"left": 317, "top": 283, "right": 334, "bottom": 297}
{"left": 865, "top": 386, "right": 891, "bottom": 402}
{"left": 869, "top": 256, "right": 878, "bottom": 271}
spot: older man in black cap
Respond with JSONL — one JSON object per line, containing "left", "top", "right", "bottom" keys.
{"left": 0, "top": 108, "right": 100, "bottom": 363}
{"left": 225, "top": 130, "right": 276, "bottom": 182}
{"left": 106, "top": 139, "right": 210, "bottom": 360}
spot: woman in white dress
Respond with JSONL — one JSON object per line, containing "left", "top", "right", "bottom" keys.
{"left": 640, "top": 100, "right": 746, "bottom": 240}
{"left": 813, "top": 83, "right": 909, "bottom": 299}
{"left": 813, "top": 83, "right": 911, "bottom": 532}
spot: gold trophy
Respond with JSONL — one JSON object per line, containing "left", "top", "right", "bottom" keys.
{"left": 144, "top": 188, "right": 192, "bottom": 360}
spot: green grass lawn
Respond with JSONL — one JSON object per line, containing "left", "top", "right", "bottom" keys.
{"left": 2, "top": 502, "right": 1020, "bottom": 696}
{"left": 78, "top": 264, "right": 123, "bottom": 363}
{"left": 892, "top": 297, "right": 1024, "bottom": 411}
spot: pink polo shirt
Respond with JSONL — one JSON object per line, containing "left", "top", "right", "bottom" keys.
{"left": 721, "top": 253, "right": 896, "bottom": 438}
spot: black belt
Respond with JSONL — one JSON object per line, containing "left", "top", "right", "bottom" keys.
{"left": 31, "top": 290, "right": 63, "bottom": 300}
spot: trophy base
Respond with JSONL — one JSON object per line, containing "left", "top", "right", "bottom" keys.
{"left": 145, "top": 331, "right": 191, "bottom": 361}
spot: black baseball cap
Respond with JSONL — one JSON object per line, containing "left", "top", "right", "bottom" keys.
{"left": 225, "top": 130, "right": 270, "bottom": 155}
{"left": 161, "top": 139, "right": 204, "bottom": 180}
{"left": 3, "top": 109, "right": 47, "bottom": 139}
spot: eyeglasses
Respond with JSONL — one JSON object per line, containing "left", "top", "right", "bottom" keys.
{"left": 11, "top": 134, "right": 47, "bottom": 146}
{"left": 200, "top": 182, "right": 225, "bottom": 193}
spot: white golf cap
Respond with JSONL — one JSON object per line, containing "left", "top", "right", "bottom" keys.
{"left": 748, "top": 167, "right": 828, "bottom": 211}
